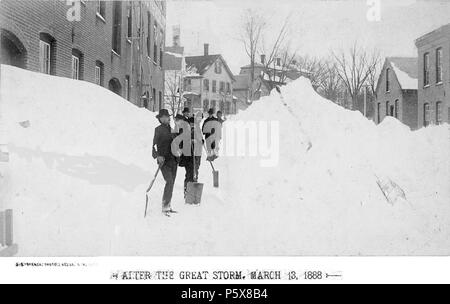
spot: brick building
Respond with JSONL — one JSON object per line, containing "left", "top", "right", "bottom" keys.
{"left": 0, "top": 0, "right": 166, "bottom": 111}
{"left": 374, "top": 57, "right": 418, "bottom": 129}
{"left": 415, "top": 23, "right": 450, "bottom": 127}
{"left": 184, "top": 44, "right": 236, "bottom": 115}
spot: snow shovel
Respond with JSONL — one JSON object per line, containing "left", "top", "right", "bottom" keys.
{"left": 185, "top": 153, "right": 204, "bottom": 205}
{"left": 203, "top": 144, "right": 219, "bottom": 188}
{"left": 144, "top": 165, "right": 161, "bottom": 218}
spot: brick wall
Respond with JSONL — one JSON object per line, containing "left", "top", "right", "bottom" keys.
{"left": 0, "top": 0, "right": 165, "bottom": 110}
{"left": 375, "top": 60, "right": 418, "bottom": 129}
{"left": 416, "top": 24, "right": 450, "bottom": 128}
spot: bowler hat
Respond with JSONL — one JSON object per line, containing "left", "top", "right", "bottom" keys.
{"left": 156, "top": 109, "right": 170, "bottom": 119}
{"left": 175, "top": 114, "right": 185, "bottom": 121}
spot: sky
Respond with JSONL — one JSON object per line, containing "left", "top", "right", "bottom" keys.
{"left": 165, "top": 0, "right": 450, "bottom": 74}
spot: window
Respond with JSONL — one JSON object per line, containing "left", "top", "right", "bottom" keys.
{"left": 147, "top": 13, "right": 151, "bottom": 57}
{"left": 39, "top": 40, "right": 51, "bottom": 74}
{"left": 125, "top": 76, "right": 130, "bottom": 101}
{"left": 424, "top": 103, "right": 430, "bottom": 127}
{"left": 71, "top": 49, "right": 83, "bottom": 80}
{"left": 203, "top": 99, "right": 209, "bottom": 113}
{"left": 226, "top": 82, "right": 231, "bottom": 95}
{"left": 152, "top": 88, "right": 156, "bottom": 111}
{"left": 224, "top": 101, "right": 231, "bottom": 115}
{"left": 394, "top": 100, "right": 399, "bottom": 118}
{"left": 436, "top": 102, "right": 442, "bottom": 125}
{"left": 215, "top": 61, "right": 222, "bottom": 74}
{"left": 377, "top": 103, "right": 381, "bottom": 123}
{"left": 72, "top": 55, "right": 79, "bottom": 80}
{"left": 112, "top": 1, "right": 122, "bottom": 54}
{"left": 143, "top": 91, "right": 149, "bottom": 109}
{"left": 386, "top": 101, "right": 389, "bottom": 116}
{"left": 160, "top": 30, "right": 164, "bottom": 68}
{"left": 212, "top": 80, "right": 217, "bottom": 93}
{"left": 127, "top": 4, "right": 132, "bottom": 39}
{"left": 95, "top": 61, "right": 104, "bottom": 86}
{"left": 436, "top": 48, "right": 443, "bottom": 84}
{"left": 220, "top": 81, "right": 225, "bottom": 93}
{"left": 97, "top": 1, "right": 106, "bottom": 18}
{"left": 153, "top": 24, "right": 158, "bottom": 63}
{"left": 203, "top": 79, "right": 209, "bottom": 92}
{"left": 424, "top": 53, "right": 430, "bottom": 86}
{"left": 159, "top": 91, "right": 163, "bottom": 110}
{"left": 386, "top": 68, "right": 390, "bottom": 92}
{"left": 184, "top": 78, "right": 191, "bottom": 91}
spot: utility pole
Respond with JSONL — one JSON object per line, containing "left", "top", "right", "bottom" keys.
{"left": 363, "top": 85, "right": 368, "bottom": 118}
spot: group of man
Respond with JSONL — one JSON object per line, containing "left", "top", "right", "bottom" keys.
{"left": 152, "top": 107, "right": 225, "bottom": 216}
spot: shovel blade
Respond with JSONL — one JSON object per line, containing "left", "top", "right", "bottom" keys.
{"left": 185, "top": 182, "right": 204, "bottom": 205}
{"left": 213, "top": 171, "right": 219, "bottom": 188}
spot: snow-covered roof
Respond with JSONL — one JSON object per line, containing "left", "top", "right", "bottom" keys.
{"left": 388, "top": 57, "right": 418, "bottom": 90}
{"left": 185, "top": 54, "right": 235, "bottom": 81}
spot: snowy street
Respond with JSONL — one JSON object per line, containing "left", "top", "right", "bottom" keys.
{"left": 2, "top": 65, "right": 450, "bottom": 256}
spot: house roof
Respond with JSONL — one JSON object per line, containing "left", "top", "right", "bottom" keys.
{"left": 387, "top": 57, "right": 418, "bottom": 90}
{"left": 185, "top": 54, "right": 235, "bottom": 81}
{"left": 240, "top": 62, "right": 265, "bottom": 69}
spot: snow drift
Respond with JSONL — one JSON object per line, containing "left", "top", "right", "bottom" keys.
{"left": 1, "top": 65, "right": 449, "bottom": 256}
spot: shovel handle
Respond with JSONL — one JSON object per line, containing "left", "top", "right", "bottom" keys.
{"left": 202, "top": 143, "right": 217, "bottom": 172}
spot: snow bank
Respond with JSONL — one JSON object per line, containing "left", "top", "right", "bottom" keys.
{"left": 1, "top": 65, "right": 449, "bottom": 256}
{"left": 222, "top": 77, "right": 450, "bottom": 255}
{"left": 2, "top": 66, "right": 156, "bottom": 169}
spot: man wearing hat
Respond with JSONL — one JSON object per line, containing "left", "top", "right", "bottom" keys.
{"left": 203, "top": 108, "right": 220, "bottom": 161}
{"left": 182, "top": 107, "right": 192, "bottom": 123}
{"left": 152, "top": 109, "right": 178, "bottom": 216}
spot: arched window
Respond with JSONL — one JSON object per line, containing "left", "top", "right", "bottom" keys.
{"left": 0, "top": 29, "right": 28, "bottom": 69}
{"left": 112, "top": 1, "right": 122, "bottom": 54}
{"left": 424, "top": 53, "right": 430, "bottom": 86}
{"left": 39, "top": 33, "right": 56, "bottom": 75}
{"left": 377, "top": 103, "right": 381, "bottom": 123}
{"left": 95, "top": 60, "right": 104, "bottom": 86}
{"left": 436, "top": 102, "right": 442, "bottom": 125}
{"left": 436, "top": 48, "right": 443, "bottom": 84}
{"left": 394, "top": 100, "right": 399, "bottom": 118}
{"left": 72, "top": 49, "right": 84, "bottom": 80}
{"left": 386, "top": 68, "right": 390, "bottom": 92}
{"left": 424, "top": 103, "right": 430, "bottom": 127}
{"left": 386, "top": 101, "right": 390, "bottom": 116}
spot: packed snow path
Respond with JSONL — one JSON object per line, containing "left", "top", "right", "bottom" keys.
{"left": 2, "top": 65, "right": 449, "bottom": 256}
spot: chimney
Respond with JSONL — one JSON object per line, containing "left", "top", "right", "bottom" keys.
{"left": 261, "top": 54, "right": 266, "bottom": 64}
{"left": 204, "top": 43, "right": 209, "bottom": 56}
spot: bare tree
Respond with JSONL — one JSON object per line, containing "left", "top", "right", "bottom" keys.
{"left": 164, "top": 70, "right": 184, "bottom": 116}
{"left": 317, "top": 61, "right": 343, "bottom": 102}
{"left": 164, "top": 65, "right": 198, "bottom": 115}
{"left": 239, "top": 9, "right": 266, "bottom": 101}
{"left": 366, "top": 51, "right": 382, "bottom": 98}
{"left": 294, "top": 55, "right": 328, "bottom": 90}
{"left": 332, "top": 42, "right": 380, "bottom": 110}
{"left": 259, "top": 16, "right": 293, "bottom": 87}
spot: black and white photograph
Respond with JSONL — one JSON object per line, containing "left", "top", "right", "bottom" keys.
{"left": 0, "top": 0, "right": 449, "bottom": 285}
